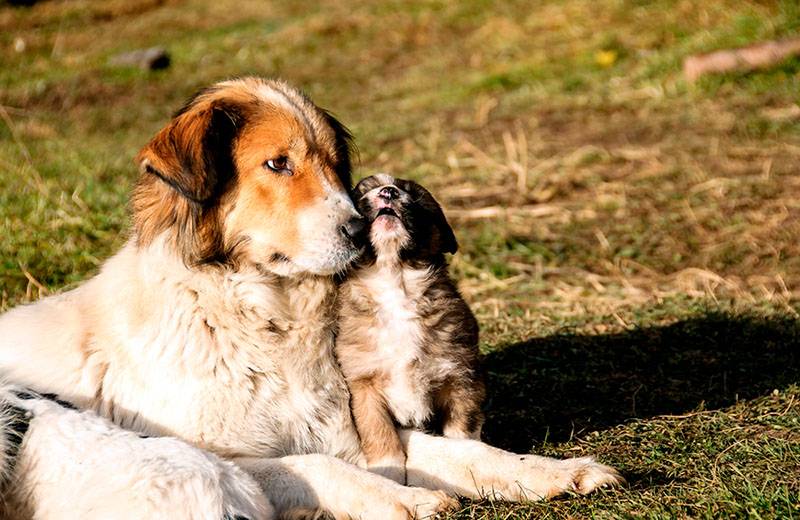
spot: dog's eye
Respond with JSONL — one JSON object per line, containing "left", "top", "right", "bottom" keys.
{"left": 263, "top": 156, "right": 292, "bottom": 175}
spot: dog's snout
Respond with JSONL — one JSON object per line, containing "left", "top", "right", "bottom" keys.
{"left": 341, "top": 215, "right": 366, "bottom": 246}
{"left": 378, "top": 186, "right": 400, "bottom": 201}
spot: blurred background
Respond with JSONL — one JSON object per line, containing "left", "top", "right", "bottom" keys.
{"left": 1, "top": 1, "right": 798, "bottom": 517}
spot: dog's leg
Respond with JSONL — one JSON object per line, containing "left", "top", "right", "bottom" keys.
{"left": 349, "top": 378, "right": 407, "bottom": 483}
{"left": 234, "top": 454, "right": 457, "bottom": 520}
{"left": 401, "top": 429, "right": 623, "bottom": 501}
{"left": 0, "top": 387, "right": 274, "bottom": 520}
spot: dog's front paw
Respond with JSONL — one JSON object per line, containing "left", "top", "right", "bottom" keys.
{"left": 557, "top": 456, "right": 624, "bottom": 495}
{"left": 397, "top": 487, "right": 458, "bottom": 519}
{"left": 509, "top": 455, "right": 623, "bottom": 500}
{"left": 475, "top": 453, "right": 622, "bottom": 502}
{"left": 348, "top": 486, "right": 456, "bottom": 520}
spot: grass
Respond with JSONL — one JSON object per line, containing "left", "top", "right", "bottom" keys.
{"left": 1, "top": 0, "right": 799, "bottom": 517}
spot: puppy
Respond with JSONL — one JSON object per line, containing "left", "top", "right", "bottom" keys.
{"left": 336, "top": 173, "right": 485, "bottom": 484}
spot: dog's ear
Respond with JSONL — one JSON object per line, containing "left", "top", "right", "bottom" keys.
{"left": 132, "top": 94, "right": 244, "bottom": 264}
{"left": 137, "top": 100, "right": 242, "bottom": 204}
{"left": 407, "top": 180, "right": 458, "bottom": 255}
{"left": 320, "top": 109, "right": 355, "bottom": 190}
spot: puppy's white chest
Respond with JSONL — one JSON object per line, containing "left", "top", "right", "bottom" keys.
{"left": 365, "top": 271, "right": 424, "bottom": 360}
{"left": 363, "top": 268, "right": 431, "bottom": 426}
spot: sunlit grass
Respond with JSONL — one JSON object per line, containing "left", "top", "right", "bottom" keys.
{"left": 1, "top": 0, "right": 799, "bottom": 516}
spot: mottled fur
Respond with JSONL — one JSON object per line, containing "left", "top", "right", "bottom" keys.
{"left": 337, "top": 174, "right": 486, "bottom": 483}
{"left": 0, "top": 78, "right": 621, "bottom": 519}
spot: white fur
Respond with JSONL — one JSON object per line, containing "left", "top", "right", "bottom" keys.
{"left": 401, "top": 430, "right": 621, "bottom": 501}
{"left": 0, "top": 386, "right": 273, "bottom": 520}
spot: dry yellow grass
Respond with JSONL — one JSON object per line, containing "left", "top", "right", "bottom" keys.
{"left": 1, "top": 0, "right": 799, "bottom": 517}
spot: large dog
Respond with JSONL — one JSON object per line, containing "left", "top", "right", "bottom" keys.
{"left": 0, "top": 77, "right": 621, "bottom": 518}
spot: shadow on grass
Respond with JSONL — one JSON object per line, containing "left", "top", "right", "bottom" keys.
{"left": 482, "top": 312, "right": 800, "bottom": 453}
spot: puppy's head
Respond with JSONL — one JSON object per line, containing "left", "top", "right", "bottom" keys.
{"left": 354, "top": 173, "right": 457, "bottom": 264}
{"left": 133, "top": 77, "right": 364, "bottom": 276}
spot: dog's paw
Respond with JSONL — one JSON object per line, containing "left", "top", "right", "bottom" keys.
{"left": 397, "top": 487, "right": 458, "bottom": 519}
{"left": 559, "top": 456, "right": 624, "bottom": 495}
{"left": 345, "top": 487, "right": 455, "bottom": 520}
{"left": 477, "top": 453, "right": 623, "bottom": 502}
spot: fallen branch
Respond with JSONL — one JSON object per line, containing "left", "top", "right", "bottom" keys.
{"left": 684, "top": 37, "right": 800, "bottom": 82}
{"left": 446, "top": 204, "right": 566, "bottom": 220}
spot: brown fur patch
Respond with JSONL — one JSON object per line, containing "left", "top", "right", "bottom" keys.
{"left": 130, "top": 78, "right": 354, "bottom": 267}
{"left": 133, "top": 94, "right": 247, "bottom": 264}
{"left": 348, "top": 378, "right": 406, "bottom": 466}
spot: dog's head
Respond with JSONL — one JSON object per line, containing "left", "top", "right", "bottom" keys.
{"left": 354, "top": 173, "right": 457, "bottom": 265}
{"left": 133, "top": 77, "right": 364, "bottom": 276}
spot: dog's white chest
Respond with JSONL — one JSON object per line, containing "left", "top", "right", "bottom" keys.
{"left": 92, "top": 266, "right": 361, "bottom": 461}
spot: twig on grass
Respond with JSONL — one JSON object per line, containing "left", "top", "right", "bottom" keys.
{"left": 684, "top": 38, "right": 800, "bottom": 82}
{"left": 19, "top": 263, "right": 49, "bottom": 302}
{"left": 447, "top": 204, "right": 567, "bottom": 220}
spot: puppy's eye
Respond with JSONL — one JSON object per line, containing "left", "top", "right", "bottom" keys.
{"left": 263, "top": 156, "right": 292, "bottom": 175}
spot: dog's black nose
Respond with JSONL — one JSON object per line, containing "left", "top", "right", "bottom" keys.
{"left": 378, "top": 186, "right": 400, "bottom": 200}
{"left": 341, "top": 215, "right": 366, "bottom": 246}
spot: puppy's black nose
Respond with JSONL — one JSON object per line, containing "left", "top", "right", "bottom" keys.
{"left": 378, "top": 186, "right": 400, "bottom": 200}
{"left": 341, "top": 215, "right": 366, "bottom": 246}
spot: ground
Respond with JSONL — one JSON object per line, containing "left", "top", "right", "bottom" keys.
{"left": 0, "top": 0, "right": 798, "bottom": 517}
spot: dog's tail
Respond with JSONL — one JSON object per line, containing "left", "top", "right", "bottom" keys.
{"left": 0, "top": 385, "right": 31, "bottom": 490}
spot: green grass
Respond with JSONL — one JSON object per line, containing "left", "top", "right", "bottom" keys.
{"left": 1, "top": 0, "right": 799, "bottom": 517}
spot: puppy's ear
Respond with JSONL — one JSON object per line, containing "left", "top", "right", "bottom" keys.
{"left": 408, "top": 181, "right": 458, "bottom": 255}
{"left": 432, "top": 204, "right": 458, "bottom": 255}
{"left": 132, "top": 95, "right": 244, "bottom": 264}
{"left": 353, "top": 174, "right": 383, "bottom": 197}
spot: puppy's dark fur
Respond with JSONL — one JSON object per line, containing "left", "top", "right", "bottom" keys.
{"left": 336, "top": 174, "right": 485, "bottom": 483}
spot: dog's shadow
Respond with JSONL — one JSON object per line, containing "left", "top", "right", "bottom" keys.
{"left": 481, "top": 311, "right": 799, "bottom": 453}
